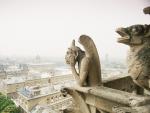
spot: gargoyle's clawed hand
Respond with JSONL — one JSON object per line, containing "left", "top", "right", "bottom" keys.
{"left": 60, "top": 87, "right": 74, "bottom": 97}
{"left": 65, "top": 40, "right": 77, "bottom": 66}
{"left": 60, "top": 87, "right": 69, "bottom": 97}
{"left": 65, "top": 53, "right": 76, "bottom": 66}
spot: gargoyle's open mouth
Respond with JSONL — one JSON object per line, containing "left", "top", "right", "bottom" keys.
{"left": 116, "top": 28, "right": 130, "bottom": 44}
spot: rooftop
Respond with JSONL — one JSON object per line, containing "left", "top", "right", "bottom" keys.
{"left": 3, "top": 72, "right": 51, "bottom": 84}
{"left": 18, "top": 81, "right": 75, "bottom": 99}
{"left": 19, "top": 85, "right": 58, "bottom": 99}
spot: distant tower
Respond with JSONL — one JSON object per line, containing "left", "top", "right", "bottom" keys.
{"left": 35, "top": 55, "right": 41, "bottom": 63}
{"left": 19, "top": 64, "right": 29, "bottom": 75}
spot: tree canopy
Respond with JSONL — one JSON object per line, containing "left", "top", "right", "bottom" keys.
{"left": 0, "top": 93, "right": 20, "bottom": 113}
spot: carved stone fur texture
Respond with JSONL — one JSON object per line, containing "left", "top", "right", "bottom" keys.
{"left": 116, "top": 24, "right": 150, "bottom": 91}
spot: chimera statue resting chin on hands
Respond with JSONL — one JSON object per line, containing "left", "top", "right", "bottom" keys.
{"left": 65, "top": 35, "right": 102, "bottom": 87}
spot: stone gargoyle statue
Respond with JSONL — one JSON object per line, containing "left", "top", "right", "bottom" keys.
{"left": 63, "top": 35, "right": 103, "bottom": 113}
{"left": 65, "top": 35, "right": 102, "bottom": 87}
{"left": 116, "top": 24, "right": 150, "bottom": 91}
{"left": 143, "top": 6, "right": 150, "bottom": 15}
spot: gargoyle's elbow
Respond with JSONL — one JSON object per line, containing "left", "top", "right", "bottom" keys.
{"left": 78, "top": 81, "right": 84, "bottom": 87}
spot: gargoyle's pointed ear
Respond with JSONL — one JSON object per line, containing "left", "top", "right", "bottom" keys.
{"left": 71, "top": 39, "right": 75, "bottom": 48}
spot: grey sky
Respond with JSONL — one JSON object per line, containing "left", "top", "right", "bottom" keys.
{"left": 0, "top": 0, "right": 149, "bottom": 58}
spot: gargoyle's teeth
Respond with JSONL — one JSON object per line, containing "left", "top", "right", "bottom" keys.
{"left": 117, "top": 37, "right": 129, "bottom": 40}
{"left": 116, "top": 27, "right": 130, "bottom": 44}
{"left": 117, "top": 36, "right": 130, "bottom": 43}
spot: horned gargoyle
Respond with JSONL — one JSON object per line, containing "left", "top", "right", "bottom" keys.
{"left": 63, "top": 35, "right": 103, "bottom": 113}
{"left": 65, "top": 35, "right": 102, "bottom": 87}
{"left": 116, "top": 24, "right": 150, "bottom": 91}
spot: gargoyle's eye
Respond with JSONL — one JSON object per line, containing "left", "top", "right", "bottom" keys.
{"left": 132, "top": 28, "right": 137, "bottom": 33}
{"left": 131, "top": 27, "right": 141, "bottom": 35}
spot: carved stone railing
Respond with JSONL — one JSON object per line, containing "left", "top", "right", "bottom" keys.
{"left": 72, "top": 86, "right": 150, "bottom": 112}
{"left": 62, "top": 76, "right": 150, "bottom": 113}
{"left": 103, "top": 76, "right": 144, "bottom": 95}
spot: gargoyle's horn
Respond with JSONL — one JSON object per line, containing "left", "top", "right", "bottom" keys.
{"left": 71, "top": 40, "right": 75, "bottom": 48}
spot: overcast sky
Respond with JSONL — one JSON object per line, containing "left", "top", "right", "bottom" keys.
{"left": 0, "top": 0, "right": 149, "bottom": 59}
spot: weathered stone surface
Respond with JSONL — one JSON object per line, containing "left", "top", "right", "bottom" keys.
{"left": 103, "top": 76, "right": 144, "bottom": 95}
{"left": 143, "top": 6, "right": 150, "bottom": 14}
{"left": 112, "top": 106, "right": 137, "bottom": 113}
{"left": 116, "top": 24, "right": 150, "bottom": 91}
{"left": 62, "top": 85, "right": 150, "bottom": 113}
{"left": 65, "top": 35, "right": 102, "bottom": 87}
{"left": 64, "top": 35, "right": 104, "bottom": 113}
{"left": 61, "top": 87, "right": 90, "bottom": 113}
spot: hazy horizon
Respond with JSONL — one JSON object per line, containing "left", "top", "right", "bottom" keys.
{"left": 0, "top": 0, "right": 149, "bottom": 59}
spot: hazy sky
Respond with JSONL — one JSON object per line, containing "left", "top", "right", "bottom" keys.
{"left": 0, "top": 0, "right": 149, "bottom": 59}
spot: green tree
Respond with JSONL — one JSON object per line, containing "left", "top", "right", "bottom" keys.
{"left": 0, "top": 93, "right": 20, "bottom": 113}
